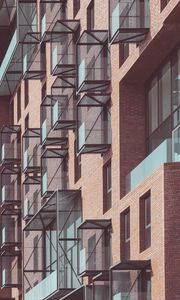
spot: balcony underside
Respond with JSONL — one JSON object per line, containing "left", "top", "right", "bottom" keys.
{"left": 52, "top": 64, "right": 76, "bottom": 78}
{"left": 0, "top": 165, "right": 21, "bottom": 175}
{"left": 23, "top": 174, "right": 41, "bottom": 185}
{"left": 77, "top": 80, "right": 110, "bottom": 94}
{"left": 52, "top": 120, "right": 76, "bottom": 131}
{"left": 60, "top": 285, "right": 92, "bottom": 300}
{"left": 111, "top": 28, "right": 149, "bottom": 44}
{"left": 41, "top": 136, "right": 68, "bottom": 147}
{"left": 78, "top": 144, "right": 111, "bottom": 154}
{"left": 23, "top": 70, "right": 45, "bottom": 80}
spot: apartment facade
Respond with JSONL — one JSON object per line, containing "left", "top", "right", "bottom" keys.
{"left": 0, "top": 0, "right": 180, "bottom": 300}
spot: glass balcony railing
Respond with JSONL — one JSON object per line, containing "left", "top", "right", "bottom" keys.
{"left": 42, "top": 172, "right": 47, "bottom": 195}
{"left": 0, "top": 30, "right": 17, "bottom": 82}
{"left": 52, "top": 100, "right": 59, "bottom": 126}
{"left": 109, "top": 0, "right": 150, "bottom": 44}
{"left": 25, "top": 271, "right": 57, "bottom": 300}
{"left": 41, "top": 119, "right": 47, "bottom": 143}
{"left": 41, "top": 13, "right": 46, "bottom": 38}
{"left": 23, "top": 54, "right": 28, "bottom": 75}
{"left": 126, "top": 138, "right": 179, "bottom": 193}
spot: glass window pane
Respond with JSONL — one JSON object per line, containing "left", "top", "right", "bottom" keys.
{"left": 172, "top": 49, "right": 180, "bottom": 111}
{"left": 148, "top": 77, "right": 158, "bottom": 133}
{"left": 159, "top": 62, "right": 171, "bottom": 122}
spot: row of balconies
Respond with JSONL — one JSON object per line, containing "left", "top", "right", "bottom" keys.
{"left": 0, "top": 1, "right": 154, "bottom": 299}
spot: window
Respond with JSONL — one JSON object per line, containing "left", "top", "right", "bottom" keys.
{"left": 88, "top": 234, "right": 96, "bottom": 270}
{"left": 74, "top": 139, "right": 81, "bottom": 183}
{"left": 103, "top": 160, "right": 112, "bottom": 213}
{"left": 140, "top": 192, "right": 151, "bottom": 252}
{"left": 119, "top": 44, "right": 129, "bottom": 67}
{"left": 159, "top": 62, "right": 171, "bottom": 123}
{"left": 161, "top": 0, "right": 170, "bottom": 11}
{"left": 45, "top": 223, "right": 56, "bottom": 274}
{"left": 87, "top": 0, "right": 94, "bottom": 30}
{"left": 73, "top": 0, "right": 80, "bottom": 17}
{"left": 33, "top": 235, "right": 38, "bottom": 270}
{"left": 24, "top": 80, "right": 29, "bottom": 108}
{"left": 148, "top": 77, "right": 158, "bottom": 134}
{"left": 120, "top": 208, "right": 130, "bottom": 260}
{"left": 25, "top": 113, "right": 29, "bottom": 130}
{"left": 10, "top": 100, "right": 14, "bottom": 124}
{"left": 17, "top": 86, "right": 21, "bottom": 121}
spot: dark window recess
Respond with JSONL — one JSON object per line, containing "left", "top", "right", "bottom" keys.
{"left": 24, "top": 80, "right": 29, "bottom": 108}
{"left": 119, "top": 43, "right": 129, "bottom": 67}
{"left": 73, "top": 0, "right": 80, "bottom": 17}
{"left": 161, "top": 0, "right": 170, "bottom": 11}
{"left": 10, "top": 100, "right": 14, "bottom": 124}
{"left": 17, "top": 86, "right": 21, "bottom": 121}
{"left": 140, "top": 192, "right": 151, "bottom": 252}
{"left": 87, "top": 0, "right": 94, "bottom": 30}
{"left": 88, "top": 234, "right": 96, "bottom": 270}
{"left": 33, "top": 190, "right": 38, "bottom": 215}
{"left": 41, "top": 82, "right": 46, "bottom": 100}
{"left": 74, "top": 139, "right": 81, "bottom": 183}
{"left": 120, "top": 208, "right": 130, "bottom": 260}
{"left": 33, "top": 235, "right": 38, "bottom": 270}
{"left": 103, "top": 160, "right": 112, "bottom": 213}
{"left": 25, "top": 114, "right": 29, "bottom": 130}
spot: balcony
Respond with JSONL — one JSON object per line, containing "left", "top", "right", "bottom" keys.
{"left": 51, "top": 91, "right": 76, "bottom": 131}
{"left": 22, "top": 33, "right": 45, "bottom": 80}
{"left": 92, "top": 271, "right": 109, "bottom": 300}
{"left": 126, "top": 137, "right": 180, "bottom": 193}
{"left": 41, "top": 95, "right": 68, "bottom": 147}
{"left": 40, "top": 0, "right": 67, "bottom": 42}
{"left": 77, "top": 94, "right": 111, "bottom": 154}
{"left": 110, "top": 260, "right": 151, "bottom": 300}
{"left": 109, "top": 0, "right": 150, "bottom": 44}
{"left": 77, "top": 219, "right": 112, "bottom": 277}
{"left": 77, "top": 30, "right": 110, "bottom": 94}
{"left": 0, "top": 126, "right": 21, "bottom": 173}
{"left": 60, "top": 285, "right": 92, "bottom": 300}
{"left": 51, "top": 20, "right": 80, "bottom": 77}
{"left": 0, "top": 173, "right": 21, "bottom": 210}
{"left": 23, "top": 190, "right": 82, "bottom": 300}
{"left": 0, "top": 0, "right": 16, "bottom": 27}
{"left": 23, "top": 184, "right": 41, "bottom": 221}
{"left": 1, "top": 254, "right": 21, "bottom": 289}
{"left": 1, "top": 214, "right": 21, "bottom": 251}
{"left": 22, "top": 128, "right": 41, "bottom": 181}
{"left": 41, "top": 148, "right": 68, "bottom": 198}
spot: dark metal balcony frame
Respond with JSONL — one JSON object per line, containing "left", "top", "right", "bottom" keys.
{"left": 77, "top": 219, "right": 111, "bottom": 277}
{"left": 41, "top": 147, "right": 68, "bottom": 198}
{"left": 41, "top": 95, "right": 68, "bottom": 147}
{"left": 76, "top": 30, "right": 111, "bottom": 94}
{"left": 109, "top": 0, "right": 150, "bottom": 44}
{"left": 50, "top": 19, "right": 80, "bottom": 78}
{"left": 22, "top": 128, "right": 41, "bottom": 172}
{"left": 77, "top": 93, "right": 111, "bottom": 154}
{"left": 0, "top": 178, "right": 21, "bottom": 213}
{"left": 1, "top": 251, "right": 21, "bottom": 289}
{"left": 0, "top": 0, "right": 16, "bottom": 28}
{"left": 23, "top": 189, "right": 82, "bottom": 300}
{"left": 50, "top": 91, "right": 77, "bottom": 131}
{"left": 92, "top": 271, "right": 110, "bottom": 300}
{"left": 40, "top": 0, "right": 68, "bottom": 43}
{"left": 22, "top": 32, "right": 46, "bottom": 80}
{"left": 60, "top": 285, "right": 93, "bottom": 300}
{"left": 109, "top": 260, "right": 151, "bottom": 300}
{"left": 1, "top": 214, "right": 21, "bottom": 254}
{"left": 1, "top": 125, "right": 21, "bottom": 165}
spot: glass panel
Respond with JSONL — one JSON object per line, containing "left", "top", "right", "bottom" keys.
{"left": 52, "top": 100, "right": 59, "bottom": 126}
{"left": 52, "top": 45, "right": 58, "bottom": 71}
{"left": 148, "top": 77, "right": 158, "bottom": 134}
{"left": 78, "top": 122, "right": 85, "bottom": 150}
{"left": 23, "top": 54, "right": 28, "bottom": 74}
{"left": 159, "top": 62, "right": 171, "bottom": 122}
{"left": 172, "top": 126, "right": 180, "bottom": 162}
{"left": 172, "top": 49, "right": 180, "bottom": 111}
{"left": 42, "top": 172, "right": 47, "bottom": 195}
{"left": 25, "top": 271, "right": 57, "bottom": 300}
{"left": 0, "top": 30, "right": 17, "bottom": 81}
{"left": 41, "top": 14, "right": 46, "bottom": 37}
{"left": 112, "top": 3, "right": 120, "bottom": 37}
{"left": 78, "top": 59, "right": 86, "bottom": 88}
{"left": 24, "top": 198, "right": 29, "bottom": 217}
{"left": 24, "top": 149, "right": 28, "bottom": 169}
{"left": 42, "top": 119, "right": 47, "bottom": 142}
{"left": 126, "top": 139, "right": 172, "bottom": 192}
